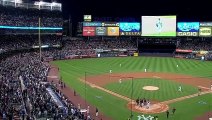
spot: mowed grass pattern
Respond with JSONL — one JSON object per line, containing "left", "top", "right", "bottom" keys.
{"left": 53, "top": 57, "right": 212, "bottom": 120}
{"left": 105, "top": 78, "right": 198, "bottom": 101}
{"left": 55, "top": 57, "right": 212, "bottom": 78}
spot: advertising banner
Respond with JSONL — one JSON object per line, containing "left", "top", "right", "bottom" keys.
{"left": 107, "top": 27, "right": 119, "bottom": 36}
{"left": 199, "top": 27, "right": 212, "bottom": 36}
{"left": 83, "top": 27, "right": 95, "bottom": 36}
{"left": 102, "top": 22, "right": 119, "bottom": 27}
{"left": 199, "top": 22, "right": 212, "bottom": 37}
{"left": 84, "top": 15, "right": 92, "bottom": 22}
{"left": 95, "top": 27, "right": 107, "bottom": 36}
{"left": 119, "top": 22, "right": 141, "bottom": 36}
{"left": 177, "top": 22, "right": 199, "bottom": 36}
{"left": 176, "top": 49, "right": 193, "bottom": 53}
{"left": 83, "top": 22, "right": 102, "bottom": 27}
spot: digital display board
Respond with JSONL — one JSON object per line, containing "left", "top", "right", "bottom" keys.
{"left": 83, "top": 27, "right": 95, "bottom": 36}
{"left": 142, "top": 16, "right": 176, "bottom": 36}
{"left": 199, "top": 22, "right": 212, "bottom": 37}
{"left": 200, "top": 22, "right": 212, "bottom": 26}
{"left": 84, "top": 15, "right": 92, "bottom": 22}
{"left": 107, "top": 27, "right": 119, "bottom": 36}
{"left": 199, "top": 27, "right": 212, "bottom": 36}
{"left": 177, "top": 22, "right": 199, "bottom": 36}
{"left": 83, "top": 22, "right": 102, "bottom": 27}
{"left": 177, "top": 22, "right": 200, "bottom": 36}
{"left": 102, "top": 22, "right": 119, "bottom": 27}
{"left": 119, "top": 22, "right": 141, "bottom": 36}
{"left": 95, "top": 27, "right": 107, "bottom": 36}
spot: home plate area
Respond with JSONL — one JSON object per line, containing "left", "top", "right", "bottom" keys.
{"left": 128, "top": 101, "right": 169, "bottom": 114}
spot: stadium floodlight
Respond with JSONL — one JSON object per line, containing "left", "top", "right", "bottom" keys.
{"left": 52, "top": 2, "right": 56, "bottom": 5}
{"left": 51, "top": 2, "right": 61, "bottom": 7}
{"left": 15, "top": 0, "right": 22, "bottom": 3}
{"left": 38, "top": 1, "right": 44, "bottom": 5}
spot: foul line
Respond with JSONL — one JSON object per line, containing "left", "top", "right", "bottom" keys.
{"left": 161, "top": 91, "right": 212, "bottom": 104}
{"left": 80, "top": 78, "right": 212, "bottom": 105}
{"left": 79, "top": 78, "right": 132, "bottom": 102}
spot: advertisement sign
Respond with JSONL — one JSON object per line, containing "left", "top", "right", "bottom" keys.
{"left": 83, "top": 27, "right": 95, "bottom": 36}
{"left": 199, "top": 27, "right": 212, "bottom": 36}
{"left": 83, "top": 22, "right": 102, "bottom": 27}
{"left": 119, "top": 22, "right": 141, "bottom": 36}
{"left": 200, "top": 51, "right": 209, "bottom": 55}
{"left": 199, "top": 22, "right": 212, "bottom": 37}
{"left": 142, "top": 16, "right": 176, "bottom": 36}
{"left": 102, "top": 22, "right": 119, "bottom": 27}
{"left": 177, "top": 22, "right": 199, "bottom": 36}
{"left": 200, "top": 22, "right": 212, "bottom": 26}
{"left": 120, "top": 32, "right": 141, "bottom": 36}
{"left": 107, "top": 27, "right": 119, "bottom": 36}
{"left": 95, "top": 27, "right": 107, "bottom": 36}
{"left": 176, "top": 49, "right": 192, "bottom": 53}
{"left": 84, "top": 15, "right": 92, "bottom": 22}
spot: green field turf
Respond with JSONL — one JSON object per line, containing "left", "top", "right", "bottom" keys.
{"left": 105, "top": 78, "right": 198, "bottom": 101}
{"left": 52, "top": 57, "right": 212, "bottom": 120}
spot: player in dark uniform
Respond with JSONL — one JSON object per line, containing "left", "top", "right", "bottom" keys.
{"left": 172, "top": 107, "right": 176, "bottom": 114}
{"left": 166, "top": 110, "right": 169, "bottom": 118}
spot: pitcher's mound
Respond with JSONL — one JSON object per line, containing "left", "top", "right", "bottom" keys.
{"left": 143, "top": 86, "right": 159, "bottom": 91}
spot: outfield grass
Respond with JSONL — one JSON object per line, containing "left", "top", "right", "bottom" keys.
{"left": 105, "top": 78, "right": 198, "bottom": 101}
{"left": 52, "top": 57, "right": 212, "bottom": 120}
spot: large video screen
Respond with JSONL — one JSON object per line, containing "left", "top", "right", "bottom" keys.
{"left": 142, "top": 16, "right": 176, "bottom": 36}
{"left": 119, "top": 22, "right": 141, "bottom": 36}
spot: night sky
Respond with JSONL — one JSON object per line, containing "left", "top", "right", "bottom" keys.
{"left": 59, "top": 0, "right": 211, "bottom": 21}
{"left": 39, "top": 0, "right": 212, "bottom": 22}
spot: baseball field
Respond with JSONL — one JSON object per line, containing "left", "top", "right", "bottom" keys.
{"left": 52, "top": 57, "right": 212, "bottom": 120}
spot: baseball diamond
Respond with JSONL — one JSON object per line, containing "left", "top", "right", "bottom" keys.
{"left": 52, "top": 57, "right": 212, "bottom": 120}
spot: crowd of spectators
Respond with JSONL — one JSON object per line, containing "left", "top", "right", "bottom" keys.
{"left": 0, "top": 35, "right": 61, "bottom": 53}
{"left": 0, "top": 6, "right": 63, "bottom": 27}
{"left": 0, "top": 52, "right": 90, "bottom": 119}
{"left": 63, "top": 38, "right": 137, "bottom": 50}
{"left": 177, "top": 38, "right": 212, "bottom": 51}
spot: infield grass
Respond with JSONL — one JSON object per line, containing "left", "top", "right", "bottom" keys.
{"left": 105, "top": 78, "right": 198, "bottom": 101}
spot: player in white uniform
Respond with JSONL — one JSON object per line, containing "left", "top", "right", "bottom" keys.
{"left": 211, "top": 84, "right": 212, "bottom": 91}
{"left": 178, "top": 86, "right": 182, "bottom": 92}
{"left": 119, "top": 78, "right": 122, "bottom": 83}
{"left": 144, "top": 68, "right": 147, "bottom": 72}
{"left": 156, "top": 18, "right": 163, "bottom": 34}
{"left": 146, "top": 101, "right": 150, "bottom": 109}
{"left": 109, "top": 70, "right": 112, "bottom": 73}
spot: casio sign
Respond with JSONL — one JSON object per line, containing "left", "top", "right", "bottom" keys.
{"left": 177, "top": 32, "right": 198, "bottom": 36}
